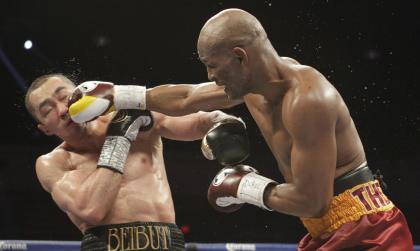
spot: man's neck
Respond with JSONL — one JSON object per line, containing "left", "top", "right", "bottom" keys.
{"left": 248, "top": 55, "right": 293, "bottom": 104}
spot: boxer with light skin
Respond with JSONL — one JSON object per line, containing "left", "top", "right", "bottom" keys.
{"left": 25, "top": 74, "right": 248, "bottom": 251}
{"left": 69, "top": 9, "right": 413, "bottom": 250}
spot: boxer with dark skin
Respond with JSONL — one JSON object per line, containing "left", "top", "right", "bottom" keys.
{"left": 68, "top": 9, "right": 413, "bottom": 250}
{"left": 146, "top": 9, "right": 413, "bottom": 250}
{"left": 144, "top": 8, "right": 414, "bottom": 250}
{"left": 147, "top": 9, "right": 367, "bottom": 214}
{"left": 25, "top": 74, "right": 246, "bottom": 251}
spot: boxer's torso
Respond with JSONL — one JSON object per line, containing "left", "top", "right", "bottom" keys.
{"left": 244, "top": 60, "right": 366, "bottom": 182}
{"left": 58, "top": 117, "right": 175, "bottom": 232}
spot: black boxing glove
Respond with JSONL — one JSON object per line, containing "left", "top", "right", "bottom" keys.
{"left": 201, "top": 111, "right": 250, "bottom": 166}
{"left": 207, "top": 165, "right": 278, "bottom": 213}
{"left": 97, "top": 110, "right": 153, "bottom": 173}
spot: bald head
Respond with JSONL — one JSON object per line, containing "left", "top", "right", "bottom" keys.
{"left": 197, "top": 9, "right": 275, "bottom": 99}
{"left": 198, "top": 9, "right": 267, "bottom": 51}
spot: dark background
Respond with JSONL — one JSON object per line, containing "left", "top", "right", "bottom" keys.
{"left": 0, "top": 0, "right": 419, "bottom": 244}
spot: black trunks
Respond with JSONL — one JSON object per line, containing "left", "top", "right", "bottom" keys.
{"left": 81, "top": 221, "right": 185, "bottom": 251}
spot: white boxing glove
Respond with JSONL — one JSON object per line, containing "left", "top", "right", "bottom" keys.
{"left": 68, "top": 81, "right": 146, "bottom": 123}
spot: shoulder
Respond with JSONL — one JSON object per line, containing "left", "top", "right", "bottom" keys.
{"left": 283, "top": 81, "right": 339, "bottom": 138}
{"left": 36, "top": 147, "right": 71, "bottom": 168}
{"left": 36, "top": 148, "right": 71, "bottom": 192}
{"left": 281, "top": 57, "right": 300, "bottom": 65}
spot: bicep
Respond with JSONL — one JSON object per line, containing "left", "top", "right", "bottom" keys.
{"left": 147, "top": 82, "right": 242, "bottom": 115}
{"left": 50, "top": 173, "right": 79, "bottom": 212}
{"left": 155, "top": 112, "right": 211, "bottom": 141}
{"left": 36, "top": 156, "right": 65, "bottom": 193}
{"left": 186, "top": 82, "right": 243, "bottom": 111}
{"left": 287, "top": 98, "right": 337, "bottom": 202}
{"left": 35, "top": 154, "right": 74, "bottom": 212}
{"left": 291, "top": 128, "right": 336, "bottom": 196}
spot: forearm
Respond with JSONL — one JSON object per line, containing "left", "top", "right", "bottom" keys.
{"left": 146, "top": 84, "right": 197, "bottom": 115}
{"left": 194, "top": 110, "right": 240, "bottom": 139}
{"left": 68, "top": 81, "right": 242, "bottom": 124}
{"left": 146, "top": 82, "right": 241, "bottom": 116}
{"left": 68, "top": 110, "right": 150, "bottom": 223}
{"left": 264, "top": 183, "right": 329, "bottom": 218}
{"left": 71, "top": 169, "right": 122, "bottom": 222}
{"left": 169, "top": 111, "right": 218, "bottom": 141}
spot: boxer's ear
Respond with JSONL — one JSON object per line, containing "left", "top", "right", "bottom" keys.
{"left": 232, "top": 47, "right": 248, "bottom": 65}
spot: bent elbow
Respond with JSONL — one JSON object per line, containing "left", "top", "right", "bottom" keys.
{"left": 80, "top": 207, "right": 107, "bottom": 225}
{"left": 73, "top": 202, "right": 108, "bottom": 225}
{"left": 304, "top": 197, "right": 331, "bottom": 218}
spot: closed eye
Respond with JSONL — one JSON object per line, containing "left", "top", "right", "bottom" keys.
{"left": 41, "top": 108, "right": 52, "bottom": 117}
{"left": 59, "top": 95, "right": 68, "bottom": 101}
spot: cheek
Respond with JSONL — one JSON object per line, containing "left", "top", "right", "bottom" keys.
{"left": 227, "top": 66, "right": 243, "bottom": 82}
{"left": 43, "top": 112, "right": 60, "bottom": 125}
{"left": 218, "top": 68, "right": 229, "bottom": 78}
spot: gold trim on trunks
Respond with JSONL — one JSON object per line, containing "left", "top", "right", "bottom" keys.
{"left": 301, "top": 180, "right": 394, "bottom": 238}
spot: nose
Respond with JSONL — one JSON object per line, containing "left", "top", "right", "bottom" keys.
{"left": 58, "top": 102, "right": 69, "bottom": 119}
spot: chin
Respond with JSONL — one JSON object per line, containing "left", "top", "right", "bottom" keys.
{"left": 227, "top": 92, "right": 242, "bottom": 100}
{"left": 226, "top": 86, "right": 242, "bottom": 99}
{"left": 224, "top": 89, "right": 234, "bottom": 99}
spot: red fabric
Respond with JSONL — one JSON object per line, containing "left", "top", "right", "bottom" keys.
{"left": 298, "top": 207, "right": 413, "bottom": 251}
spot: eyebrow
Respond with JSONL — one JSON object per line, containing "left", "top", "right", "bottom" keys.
{"left": 38, "top": 86, "right": 67, "bottom": 111}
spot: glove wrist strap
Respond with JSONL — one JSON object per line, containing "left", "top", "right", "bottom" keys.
{"left": 114, "top": 85, "right": 146, "bottom": 110}
{"left": 237, "top": 172, "right": 277, "bottom": 211}
{"left": 97, "top": 136, "right": 131, "bottom": 173}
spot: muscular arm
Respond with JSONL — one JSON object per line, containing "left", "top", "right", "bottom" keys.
{"left": 154, "top": 110, "right": 230, "bottom": 141}
{"left": 36, "top": 150, "right": 122, "bottom": 225}
{"left": 265, "top": 94, "right": 337, "bottom": 218}
{"left": 146, "top": 82, "right": 243, "bottom": 116}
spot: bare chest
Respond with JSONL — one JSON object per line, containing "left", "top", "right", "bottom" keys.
{"left": 68, "top": 135, "right": 164, "bottom": 181}
{"left": 246, "top": 100, "right": 293, "bottom": 179}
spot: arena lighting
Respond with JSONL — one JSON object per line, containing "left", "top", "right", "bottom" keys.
{"left": 24, "top": 40, "right": 33, "bottom": 50}
{"left": 0, "top": 48, "right": 27, "bottom": 91}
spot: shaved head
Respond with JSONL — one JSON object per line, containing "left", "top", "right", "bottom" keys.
{"left": 197, "top": 9, "right": 276, "bottom": 99}
{"left": 198, "top": 9, "right": 267, "bottom": 52}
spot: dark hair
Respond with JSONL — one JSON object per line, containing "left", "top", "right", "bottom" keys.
{"left": 25, "top": 73, "right": 75, "bottom": 122}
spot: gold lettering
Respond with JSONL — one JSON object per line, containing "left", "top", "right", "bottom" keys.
{"left": 148, "top": 226, "right": 159, "bottom": 250}
{"left": 155, "top": 226, "right": 170, "bottom": 250}
{"left": 119, "top": 227, "right": 126, "bottom": 251}
{"left": 107, "top": 224, "right": 172, "bottom": 251}
{"left": 120, "top": 227, "right": 135, "bottom": 251}
{"left": 163, "top": 226, "right": 171, "bottom": 248}
{"left": 135, "top": 226, "right": 149, "bottom": 250}
{"left": 129, "top": 227, "right": 135, "bottom": 250}
{"left": 108, "top": 228, "right": 120, "bottom": 251}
